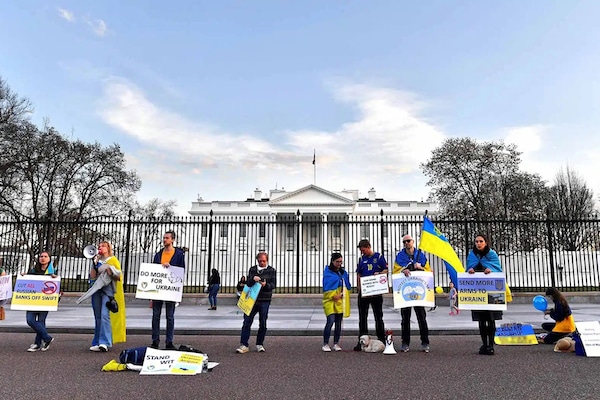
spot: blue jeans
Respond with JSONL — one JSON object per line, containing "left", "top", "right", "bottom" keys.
{"left": 240, "top": 301, "right": 270, "bottom": 346}
{"left": 323, "top": 313, "right": 343, "bottom": 345}
{"left": 26, "top": 311, "right": 52, "bottom": 346}
{"left": 91, "top": 291, "right": 112, "bottom": 347}
{"left": 152, "top": 300, "right": 176, "bottom": 344}
{"left": 208, "top": 284, "right": 220, "bottom": 307}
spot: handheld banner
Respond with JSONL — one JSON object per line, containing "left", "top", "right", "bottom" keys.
{"left": 360, "top": 274, "right": 389, "bottom": 297}
{"left": 392, "top": 271, "right": 435, "bottom": 309}
{"left": 140, "top": 347, "right": 207, "bottom": 375}
{"left": 456, "top": 272, "right": 507, "bottom": 311}
{"left": 575, "top": 321, "right": 600, "bottom": 357}
{"left": 237, "top": 283, "right": 261, "bottom": 316}
{"left": 11, "top": 275, "right": 61, "bottom": 311}
{"left": 0, "top": 274, "right": 12, "bottom": 301}
{"left": 494, "top": 323, "right": 538, "bottom": 345}
{"left": 135, "top": 263, "right": 184, "bottom": 302}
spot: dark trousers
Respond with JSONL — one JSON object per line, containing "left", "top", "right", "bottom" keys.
{"left": 152, "top": 300, "right": 176, "bottom": 344}
{"left": 401, "top": 306, "right": 429, "bottom": 346}
{"left": 542, "top": 322, "right": 570, "bottom": 344}
{"left": 241, "top": 301, "right": 270, "bottom": 346}
{"left": 358, "top": 294, "right": 385, "bottom": 342}
{"left": 478, "top": 313, "right": 496, "bottom": 347}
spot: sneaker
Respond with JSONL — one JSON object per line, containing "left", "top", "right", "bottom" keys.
{"left": 165, "top": 342, "right": 176, "bottom": 350}
{"left": 256, "top": 345, "right": 266, "bottom": 352}
{"left": 333, "top": 344, "right": 342, "bottom": 352}
{"left": 27, "top": 345, "right": 40, "bottom": 352}
{"left": 486, "top": 346, "right": 495, "bottom": 355}
{"left": 41, "top": 337, "right": 54, "bottom": 352}
{"left": 236, "top": 345, "right": 249, "bottom": 354}
{"left": 99, "top": 344, "right": 109, "bottom": 352}
{"left": 150, "top": 341, "right": 159, "bottom": 349}
{"left": 421, "top": 344, "right": 430, "bottom": 353}
{"left": 400, "top": 344, "right": 409, "bottom": 353}
{"left": 89, "top": 345, "right": 101, "bottom": 352}
{"left": 322, "top": 344, "right": 332, "bottom": 352}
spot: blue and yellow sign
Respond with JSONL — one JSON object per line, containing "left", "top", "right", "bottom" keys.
{"left": 11, "top": 275, "right": 61, "bottom": 311}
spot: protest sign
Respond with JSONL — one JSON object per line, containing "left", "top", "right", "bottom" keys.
{"left": 11, "top": 275, "right": 61, "bottom": 311}
{"left": 0, "top": 275, "right": 12, "bottom": 301}
{"left": 237, "top": 284, "right": 261, "bottom": 316}
{"left": 360, "top": 274, "right": 389, "bottom": 297}
{"left": 494, "top": 323, "right": 537, "bottom": 345}
{"left": 135, "top": 263, "right": 184, "bottom": 302}
{"left": 575, "top": 321, "right": 600, "bottom": 357}
{"left": 392, "top": 271, "right": 435, "bottom": 309}
{"left": 140, "top": 347, "right": 207, "bottom": 375}
{"left": 456, "top": 272, "right": 507, "bottom": 311}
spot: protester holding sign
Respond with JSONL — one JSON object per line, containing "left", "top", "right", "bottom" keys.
{"left": 394, "top": 235, "right": 431, "bottom": 353}
{"left": 322, "top": 252, "right": 351, "bottom": 352}
{"left": 23, "top": 251, "right": 56, "bottom": 352}
{"left": 467, "top": 234, "right": 502, "bottom": 355}
{"left": 236, "top": 252, "right": 276, "bottom": 354}
{"left": 354, "top": 239, "right": 388, "bottom": 351}
{"left": 89, "top": 241, "right": 125, "bottom": 352}
{"left": 151, "top": 231, "right": 186, "bottom": 350}
{"left": 540, "top": 287, "right": 575, "bottom": 344}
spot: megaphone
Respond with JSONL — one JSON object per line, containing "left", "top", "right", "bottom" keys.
{"left": 383, "top": 328, "right": 397, "bottom": 355}
{"left": 83, "top": 244, "right": 98, "bottom": 259}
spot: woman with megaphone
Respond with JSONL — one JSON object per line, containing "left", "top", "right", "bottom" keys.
{"left": 88, "top": 241, "right": 126, "bottom": 351}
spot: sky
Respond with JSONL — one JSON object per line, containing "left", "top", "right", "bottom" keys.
{"left": 1, "top": 1, "right": 599, "bottom": 215}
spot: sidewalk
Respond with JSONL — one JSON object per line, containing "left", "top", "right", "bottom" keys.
{"left": 2, "top": 299, "right": 599, "bottom": 336}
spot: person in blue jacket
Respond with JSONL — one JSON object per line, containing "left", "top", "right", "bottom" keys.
{"left": 151, "top": 230, "right": 186, "bottom": 350}
{"left": 467, "top": 234, "right": 502, "bottom": 355}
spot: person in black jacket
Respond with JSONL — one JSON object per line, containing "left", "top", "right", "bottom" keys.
{"left": 207, "top": 268, "right": 221, "bottom": 310}
{"left": 236, "top": 252, "right": 276, "bottom": 354}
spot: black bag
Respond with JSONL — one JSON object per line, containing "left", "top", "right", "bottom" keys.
{"left": 106, "top": 297, "right": 118, "bottom": 313}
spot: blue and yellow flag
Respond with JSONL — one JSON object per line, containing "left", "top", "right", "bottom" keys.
{"left": 418, "top": 216, "right": 465, "bottom": 287}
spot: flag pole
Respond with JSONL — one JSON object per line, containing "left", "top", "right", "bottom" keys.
{"left": 312, "top": 149, "right": 316, "bottom": 185}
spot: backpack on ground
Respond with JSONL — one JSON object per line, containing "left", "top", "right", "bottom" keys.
{"left": 119, "top": 346, "right": 147, "bottom": 365}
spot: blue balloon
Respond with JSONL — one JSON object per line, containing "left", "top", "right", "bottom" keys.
{"left": 532, "top": 295, "right": 548, "bottom": 312}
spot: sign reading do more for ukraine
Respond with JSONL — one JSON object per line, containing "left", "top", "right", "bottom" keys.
{"left": 135, "top": 263, "right": 184, "bottom": 302}
{"left": 11, "top": 275, "right": 61, "bottom": 311}
{"left": 457, "top": 272, "right": 507, "bottom": 311}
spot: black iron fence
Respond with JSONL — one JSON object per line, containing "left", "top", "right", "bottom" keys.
{"left": 0, "top": 213, "right": 599, "bottom": 293}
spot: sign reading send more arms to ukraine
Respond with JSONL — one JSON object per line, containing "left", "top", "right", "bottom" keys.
{"left": 392, "top": 271, "right": 435, "bottom": 309}
{"left": 237, "top": 283, "right": 261, "bottom": 316}
{"left": 135, "top": 263, "right": 184, "bottom": 302}
{"left": 457, "top": 272, "right": 507, "bottom": 311}
{"left": 11, "top": 275, "right": 61, "bottom": 311}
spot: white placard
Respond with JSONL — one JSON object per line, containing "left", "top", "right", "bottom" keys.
{"left": 140, "top": 347, "right": 207, "bottom": 375}
{"left": 391, "top": 271, "right": 435, "bottom": 309}
{"left": 360, "top": 274, "right": 389, "bottom": 297}
{"left": 0, "top": 274, "right": 12, "bottom": 301}
{"left": 135, "top": 263, "right": 184, "bottom": 302}
{"left": 576, "top": 321, "right": 600, "bottom": 357}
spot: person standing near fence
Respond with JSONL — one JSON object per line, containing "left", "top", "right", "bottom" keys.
{"left": 236, "top": 252, "right": 277, "bottom": 354}
{"left": 394, "top": 234, "right": 431, "bottom": 353}
{"left": 354, "top": 239, "right": 388, "bottom": 351}
{"left": 23, "top": 251, "right": 56, "bottom": 352}
{"left": 89, "top": 241, "right": 125, "bottom": 352}
{"left": 151, "top": 230, "right": 185, "bottom": 350}
{"left": 322, "top": 252, "right": 351, "bottom": 352}
{"left": 467, "top": 234, "right": 502, "bottom": 356}
{"left": 207, "top": 268, "right": 221, "bottom": 310}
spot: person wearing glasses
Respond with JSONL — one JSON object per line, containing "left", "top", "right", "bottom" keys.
{"left": 394, "top": 234, "right": 431, "bottom": 353}
{"left": 467, "top": 234, "right": 502, "bottom": 355}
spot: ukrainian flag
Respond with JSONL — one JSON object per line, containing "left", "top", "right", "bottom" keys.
{"left": 418, "top": 216, "right": 465, "bottom": 287}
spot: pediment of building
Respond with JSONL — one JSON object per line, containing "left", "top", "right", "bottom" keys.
{"left": 269, "top": 185, "right": 355, "bottom": 206}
